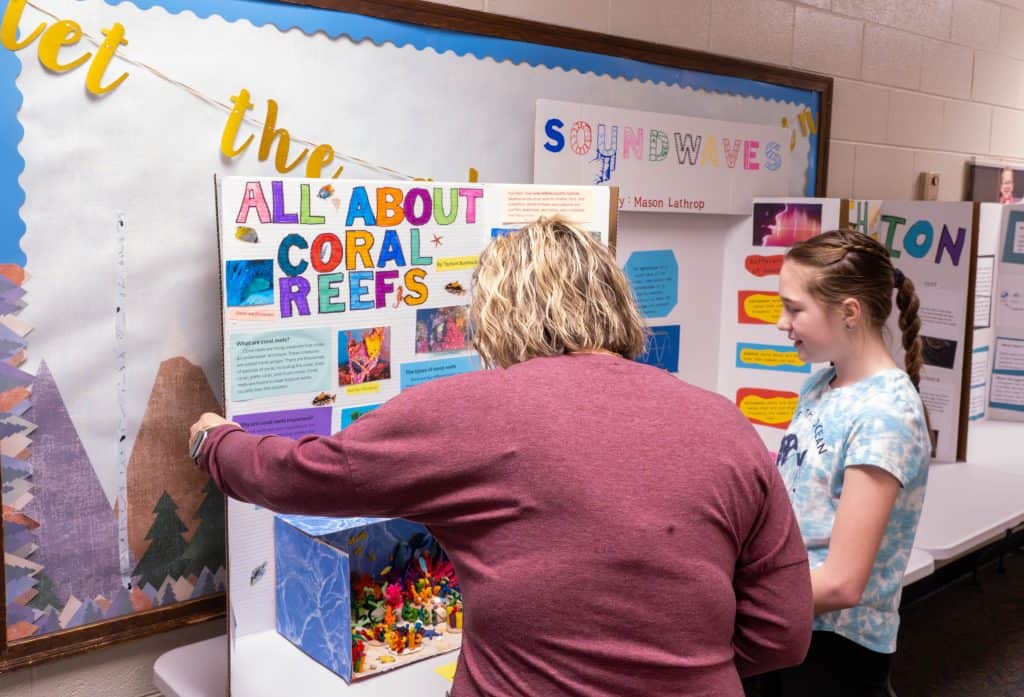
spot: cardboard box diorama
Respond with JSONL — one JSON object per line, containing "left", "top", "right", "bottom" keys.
{"left": 275, "top": 514, "right": 463, "bottom": 682}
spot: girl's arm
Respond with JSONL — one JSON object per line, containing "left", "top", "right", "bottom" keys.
{"left": 812, "top": 465, "right": 900, "bottom": 614}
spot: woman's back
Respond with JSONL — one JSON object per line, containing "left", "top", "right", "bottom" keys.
{"left": 410, "top": 355, "right": 805, "bottom": 696}
{"left": 290, "top": 353, "right": 812, "bottom": 696}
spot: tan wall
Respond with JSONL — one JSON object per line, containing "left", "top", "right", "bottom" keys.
{"left": 432, "top": 0, "right": 1024, "bottom": 201}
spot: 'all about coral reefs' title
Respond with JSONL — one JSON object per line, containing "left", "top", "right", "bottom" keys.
{"left": 234, "top": 181, "right": 483, "bottom": 318}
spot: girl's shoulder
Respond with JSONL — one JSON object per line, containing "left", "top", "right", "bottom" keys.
{"left": 842, "top": 369, "right": 929, "bottom": 433}
{"left": 798, "top": 366, "right": 836, "bottom": 402}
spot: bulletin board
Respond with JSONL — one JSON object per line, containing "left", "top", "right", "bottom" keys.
{"left": 0, "top": 0, "right": 832, "bottom": 669}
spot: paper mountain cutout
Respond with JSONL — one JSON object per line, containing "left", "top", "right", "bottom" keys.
{"left": 28, "top": 360, "right": 121, "bottom": 605}
{"left": 127, "top": 356, "right": 222, "bottom": 565}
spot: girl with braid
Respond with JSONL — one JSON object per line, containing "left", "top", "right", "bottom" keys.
{"left": 755, "top": 230, "right": 931, "bottom": 697}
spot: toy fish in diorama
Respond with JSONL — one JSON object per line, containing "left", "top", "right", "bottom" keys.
{"left": 235, "top": 226, "right": 259, "bottom": 243}
{"left": 250, "top": 561, "right": 267, "bottom": 586}
{"left": 311, "top": 392, "right": 336, "bottom": 406}
{"left": 318, "top": 184, "right": 335, "bottom": 199}
{"left": 444, "top": 281, "right": 466, "bottom": 296}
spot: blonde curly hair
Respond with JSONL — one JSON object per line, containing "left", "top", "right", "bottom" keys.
{"left": 469, "top": 216, "right": 648, "bottom": 368}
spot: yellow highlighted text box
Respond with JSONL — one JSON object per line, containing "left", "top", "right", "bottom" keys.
{"left": 743, "top": 293, "right": 782, "bottom": 324}
{"left": 345, "top": 382, "right": 382, "bottom": 396}
{"left": 739, "top": 348, "right": 806, "bottom": 369}
{"left": 435, "top": 256, "right": 479, "bottom": 271}
{"left": 739, "top": 395, "right": 799, "bottom": 426}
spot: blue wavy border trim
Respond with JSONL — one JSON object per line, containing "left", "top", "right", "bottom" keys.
{"left": 0, "top": 45, "right": 25, "bottom": 266}
{"left": 0, "top": 0, "right": 821, "bottom": 264}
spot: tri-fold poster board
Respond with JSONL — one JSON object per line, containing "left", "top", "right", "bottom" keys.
{"left": 976, "top": 203, "right": 1024, "bottom": 423}
{"left": 722, "top": 199, "right": 978, "bottom": 463}
{"left": 217, "top": 176, "right": 617, "bottom": 684}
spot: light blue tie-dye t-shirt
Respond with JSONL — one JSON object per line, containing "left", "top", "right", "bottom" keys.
{"left": 776, "top": 366, "right": 930, "bottom": 654}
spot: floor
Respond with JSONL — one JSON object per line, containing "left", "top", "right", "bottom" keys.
{"left": 891, "top": 550, "right": 1024, "bottom": 697}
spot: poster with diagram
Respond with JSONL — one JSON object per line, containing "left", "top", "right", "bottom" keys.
{"left": 217, "top": 175, "right": 615, "bottom": 671}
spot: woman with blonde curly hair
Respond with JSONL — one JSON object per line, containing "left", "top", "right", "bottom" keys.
{"left": 190, "top": 216, "right": 812, "bottom": 697}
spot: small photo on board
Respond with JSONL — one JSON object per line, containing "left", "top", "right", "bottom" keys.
{"left": 339, "top": 327, "right": 391, "bottom": 385}
{"left": 753, "top": 203, "right": 822, "bottom": 247}
{"left": 340, "top": 403, "right": 383, "bottom": 429}
{"left": 921, "top": 335, "right": 957, "bottom": 370}
{"left": 226, "top": 259, "right": 274, "bottom": 307}
{"left": 415, "top": 306, "right": 470, "bottom": 354}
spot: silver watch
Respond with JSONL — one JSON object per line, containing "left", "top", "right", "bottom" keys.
{"left": 189, "top": 427, "right": 211, "bottom": 462}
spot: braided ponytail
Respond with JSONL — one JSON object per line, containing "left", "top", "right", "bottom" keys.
{"left": 894, "top": 275, "right": 923, "bottom": 392}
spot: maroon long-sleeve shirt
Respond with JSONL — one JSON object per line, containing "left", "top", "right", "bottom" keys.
{"left": 200, "top": 353, "right": 812, "bottom": 696}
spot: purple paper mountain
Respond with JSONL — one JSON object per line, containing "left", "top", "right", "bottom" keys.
{"left": 28, "top": 360, "right": 122, "bottom": 605}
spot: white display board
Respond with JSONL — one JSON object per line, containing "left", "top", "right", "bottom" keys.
{"left": 987, "top": 203, "right": 1024, "bottom": 422}
{"left": 717, "top": 198, "right": 842, "bottom": 449}
{"left": 217, "top": 176, "right": 615, "bottom": 649}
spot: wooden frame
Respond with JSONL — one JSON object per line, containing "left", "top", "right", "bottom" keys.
{"left": 1, "top": 0, "right": 831, "bottom": 672}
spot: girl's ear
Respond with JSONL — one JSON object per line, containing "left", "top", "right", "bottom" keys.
{"left": 840, "top": 297, "right": 862, "bottom": 328}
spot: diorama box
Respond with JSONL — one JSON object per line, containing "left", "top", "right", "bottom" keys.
{"left": 274, "top": 514, "right": 462, "bottom": 682}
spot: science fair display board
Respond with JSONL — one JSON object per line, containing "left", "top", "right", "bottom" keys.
{"left": 218, "top": 176, "right": 616, "bottom": 687}
{"left": 716, "top": 199, "right": 977, "bottom": 463}
{"left": 985, "top": 203, "right": 1024, "bottom": 422}
{"left": 717, "top": 198, "right": 843, "bottom": 449}
{"left": 848, "top": 201, "right": 977, "bottom": 462}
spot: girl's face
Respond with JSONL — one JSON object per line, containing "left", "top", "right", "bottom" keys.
{"left": 777, "top": 261, "right": 848, "bottom": 364}
{"left": 1002, "top": 171, "right": 1014, "bottom": 197}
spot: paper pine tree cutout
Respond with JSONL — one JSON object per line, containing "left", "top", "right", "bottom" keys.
{"left": 132, "top": 491, "right": 189, "bottom": 589}
{"left": 182, "top": 479, "right": 225, "bottom": 579}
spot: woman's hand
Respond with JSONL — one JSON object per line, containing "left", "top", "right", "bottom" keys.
{"left": 189, "top": 412, "right": 238, "bottom": 442}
